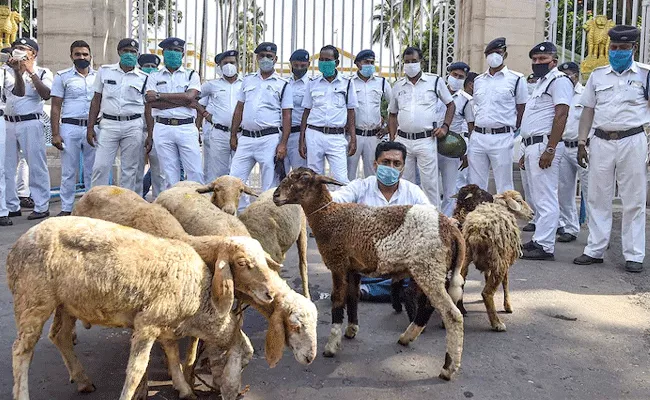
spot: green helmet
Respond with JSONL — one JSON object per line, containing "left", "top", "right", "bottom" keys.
{"left": 437, "top": 131, "right": 467, "bottom": 158}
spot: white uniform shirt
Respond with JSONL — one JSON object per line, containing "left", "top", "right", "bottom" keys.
{"left": 93, "top": 63, "right": 148, "bottom": 116}
{"left": 0, "top": 65, "right": 16, "bottom": 111}
{"left": 520, "top": 68, "right": 573, "bottom": 139}
{"left": 449, "top": 89, "right": 475, "bottom": 133}
{"left": 238, "top": 71, "right": 293, "bottom": 131}
{"left": 6, "top": 66, "right": 53, "bottom": 116}
{"left": 331, "top": 175, "right": 430, "bottom": 206}
{"left": 388, "top": 73, "right": 453, "bottom": 133}
{"left": 51, "top": 67, "right": 97, "bottom": 119}
{"left": 303, "top": 72, "right": 358, "bottom": 128}
{"left": 352, "top": 73, "right": 391, "bottom": 130}
{"left": 198, "top": 75, "right": 242, "bottom": 127}
{"left": 289, "top": 74, "right": 310, "bottom": 127}
{"left": 473, "top": 66, "right": 528, "bottom": 129}
{"left": 562, "top": 82, "right": 587, "bottom": 141}
{"left": 580, "top": 62, "right": 650, "bottom": 131}
{"left": 146, "top": 66, "right": 201, "bottom": 118}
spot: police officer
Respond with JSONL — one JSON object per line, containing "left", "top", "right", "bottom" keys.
{"left": 469, "top": 37, "right": 528, "bottom": 194}
{"left": 286, "top": 49, "right": 310, "bottom": 172}
{"left": 88, "top": 38, "right": 149, "bottom": 194}
{"left": 439, "top": 61, "right": 474, "bottom": 216}
{"left": 196, "top": 49, "right": 241, "bottom": 182}
{"left": 347, "top": 49, "right": 391, "bottom": 181}
{"left": 573, "top": 25, "right": 650, "bottom": 273}
{"left": 145, "top": 37, "right": 202, "bottom": 188}
{"left": 300, "top": 44, "right": 357, "bottom": 184}
{"left": 519, "top": 42, "right": 573, "bottom": 260}
{"left": 230, "top": 42, "right": 292, "bottom": 210}
{"left": 388, "top": 46, "right": 454, "bottom": 207}
{"left": 50, "top": 40, "right": 97, "bottom": 216}
{"left": 455, "top": 71, "right": 477, "bottom": 194}
{"left": 4, "top": 37, "right": 52, "bottom": 220}
{"left": 521, "top": 72, "right": 540, "bottom": 232}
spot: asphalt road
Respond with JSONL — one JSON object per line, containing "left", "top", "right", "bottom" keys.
{"left": 1, "top": 202, "right": 649, "bottom": 400}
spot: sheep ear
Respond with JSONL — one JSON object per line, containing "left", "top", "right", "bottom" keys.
{"left": 316, "top": 175, "right": 346, "bottom": 187}
{"left": 265, "top": 309, "right": 286, "bottom": 368}
{"left": 463, "top": 193, "right": 473, "bottom": 200}
{"left": 506, "top": 198, "right": 522, "bottom": 212}
{"left": 264, "top": 254, "right": 283, "bottom": 273}
{"left": 243, "top": 185, "right": 259, "bottom": 197}
{"left": 196, "top": 182, "right": 216, "bottom": 194}
{"left": 211, "top": 257, "right": 235, "bottom": 315}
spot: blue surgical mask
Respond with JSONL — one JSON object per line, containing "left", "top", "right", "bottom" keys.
{"left": 360, "top": 64, "right": 375, "bottom": 78}
{"left": 163, "top": 50, "right": 183, "bottom": 69}
{"left": 609, "top": 49, "right": 633, "bottom": 73}
{"left": 120, "top": 53, "right": 137, "bottom": 68}
{"left": 141, "top": 67, "right": 156, "bottom": 74}
{"left": 318, "top": 60, "right": 337, "bottom": 78}
{"left": 376, "top": 165, "right": 401, "bottom": 187}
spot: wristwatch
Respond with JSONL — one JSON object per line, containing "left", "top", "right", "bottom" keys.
{"left": 544, "top": 146, "right": 555, "bottom": 154}
{"left": 155, "top": 92, "right": 161, "bottom": 101}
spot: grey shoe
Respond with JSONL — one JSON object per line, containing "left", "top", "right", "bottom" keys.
{"left": 27, "top": 210, "right": 50, "bottom": 220}
{"left": 0, "top": 216, "right": 13, "bottom": 226}
{"left": 56, "top": 211, "right": 72, "bottom": 217}
{"left": 8, "top": 210, "right": 21, "bottom": 217}
{"left": 573, "top": 254, "right": 603, "bottom": 265}
{"left": 557, "top": 233, "right": 577, "bottom": 243}
{"left": 625, "top": 261, "right": 643, "bottom": 273}
{"left": 556, "top": 227, "right": 565, "bottom": 235}
{"left": 522, "top": 240, "right": 537, "bottom": 250}
{"left": 523, "top": 223, "right": 536, "bottom": 232}
{"left": 521, "top": 242, "right": 554, "bottom": 260}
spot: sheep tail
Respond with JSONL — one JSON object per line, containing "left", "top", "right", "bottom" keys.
{"left": 447, "top": 225, "right": 466, "bottom": 305}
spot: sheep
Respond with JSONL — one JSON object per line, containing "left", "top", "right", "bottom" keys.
{"left": 273, "top": 167, "right": 466, "bottom": 381}
{"left": 193, "top": 176, "right": 258, "bottom": 216}
{"left": 7, "top": 216, "right": 277, "bottom": 400}
{"left": 451, "top": 184, "right": 494, "bottom": 226}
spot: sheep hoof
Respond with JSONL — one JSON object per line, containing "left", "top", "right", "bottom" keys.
{"left": 180, "top": 391, "right": 198, "bottom": 400}
{"left": 397, "top": 337, "right": 410, "bottom": 347}
{"left": 77, "top": 382, "right": 96, "bottom": 393}
{"left": 504, "top": 305, "right": 513, "bottom": 314}
{"left": 492, "top": 322, "right": 507, "bottom": 332}
{"left": 344, "top": 324, "right": 359, "bottom": 339}
{"left": 438, "top": 369, "right": 453, "bottom": 381}
{"left": 322, "top": 348, "right": 337, "bottom": 358}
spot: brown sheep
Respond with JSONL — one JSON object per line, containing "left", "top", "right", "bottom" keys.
{"left": 451, "top": 184, "right": 494, "bottom": 226}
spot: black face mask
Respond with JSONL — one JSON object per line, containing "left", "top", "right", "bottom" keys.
{"left": 292, "top": 67, "right": 308, "bottom": 79}
{"left": 532, "top": 62, "right": 552, "bottom": 78}
{"left": 73, "top": 59, "right": 91, "bottom": 69}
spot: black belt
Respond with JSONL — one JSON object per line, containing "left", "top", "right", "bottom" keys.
{"left": 594, "top": 126, "right": 644, "bottom": 141}
{"left": 355, "top": 128, "right": 380, "bottom": 137}
{"left": 211, "top": 122, "right": 231, "bottom": 131}
{"left": 463, "top": 132, "right": 470, "bottom": 138}
{"left": 307, "top": 124, "right": 345, "bottom": 134}
{"left": 0, "top": 110, "right": 5, "bottom": 117}
{"left": 242, "top": 127, "right": 280, "bottom": 138}
{"left": 62, "top": 118, "right": 88, "bottom": 127}
{"left": 102, "top": 113, "right": 141, "bottom": 121}
{"left": 397, "top": 129, "right": 434, "bottom": 140}
{"left": 523, "top": 136, "right": 548, "bottom": 146}
{"left": 156, "top": 116, "right": 195, "bottom": 126}
{"left": 291, "top": 125, "right": 301, "bottom": 133}
{"left": 474, "top": 126, "right": 512, "bottom": 134}
{"left": 5, "top": 113, "right": 40, "bottom": 122}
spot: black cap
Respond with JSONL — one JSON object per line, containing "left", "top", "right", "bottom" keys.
{"left": 354, "top": 49, "right": 375, "bottom": 63}
{"left": 12, "top": 37, "right": 38, "bottom": 52}
{"left": 254, "top": 42, "right": 277, "bottom": 54}
{"left": 138, "top": 54, "right": 160, "bottom": 67}
{"left": 290, "top": 49, "right": 310, "bottom": 62}
{"left": 117, "top": 38, "right": 139, "bottom": 51}
{"left": 484, "top": 37, "right": 506, "bottom": 54}
{"left": 447, "top": 61, "right": 470, "bottom": 73}
{"left": 529, "top": 42, "right": 557, "bottom": 58}
{"left": 159, "top": 37, "right": 186, "bottom": 50}
{"left": 558, "top": 61, "right": 580, "bottom": 74}
{"left": 215, "top": 49, "right": 238, "bottom": 64}
{"left": 608, "top": 25, "right": 640, "bottom": 43}
{"left": 1, "top": 47, "right": 11, "bottom": 54}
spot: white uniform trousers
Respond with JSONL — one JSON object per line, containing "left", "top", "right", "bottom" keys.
{"left": 519, "top": 140, "right": 537, "bottom": 224}
{"left": 91, "top": 118, "right": 144, "bottom": 193}
{"left": 438, "top": 153, "right": 461, "bottom": 216}
{"left": 59, "top": 123, "right": 96, "bottom": 212}
{"left": 578, "top": 160, "right": 589, "bottom": 224}
{"left": 4, "top": 119, "right": 50, "bottom": 213}
{"left": 524, "top": 140, "right": 565, "bottom": 253}
{"left": 203, "top": 123, "right": 233, "bottom": 183}
{"left": 557, "top": 146, "right": 584, "bottom": 236}
{"left": 395, "top": 135, "right": 440, "bottom": 207}
{"left": 305, "top": 127, "right": 350, "bottom": 184}
{"left": 284, "top": 132, "right": 307, "bottom": 173}
{"left": 468, "top": 132, "right": 514, "bottom": 193}
{"left": 584, "top": 134, "right": 647, "bottom": 263}
{"left": 15, "top": 153, "right": 29, "bottom": 197}
{"left": 154, "top": 122, "right": 204, "bottom": 189}
{"left": 0, "top": 118, "right": 8, "bottom": 216}
{"left": 347, "top": 134, "right": 378, "bottom": 181}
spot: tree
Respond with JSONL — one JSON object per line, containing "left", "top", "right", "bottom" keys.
{"left": 230, "top": 2, "right": 267, "bottom": 72}
{"left": 10, "top": 0, "right": 36, "bottom": 38}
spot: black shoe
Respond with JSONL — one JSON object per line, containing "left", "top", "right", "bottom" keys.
{"left": 27, "top": 210, "right": 50, "bottom": 220}
{"left": 8, "top": 210, "right": 21, "bottom": 217}
{"left": 0, "top": 216, "right": 13, "bottom": 226}
{"left": 522, "top": 240, "right": 537, "bottom": 250}
{"left": 573, "top": 254, "right": 603, "bottom": 265}
{"left": 556, "top": 227, "right": 565, "bottom": 235}
{"left": 56, "top": 211, "right": 72, "bottom": 217}
{"left": 557, "top": 233, "right": 577, "bottom": 243}
{"left": 19, "top": 196, "right": 34, "bottom": 209}
{"left": 523, "top": 223, "right": 536, "bottom": 232}
{"left": 625, "top": 261, "right": 644, "bottom": 273}
{"left": 521, "top": 242, "right": 554, "bottom": 260}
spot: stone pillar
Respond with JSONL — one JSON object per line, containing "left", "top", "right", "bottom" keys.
{"left": 38, "top": 0, "right": 127, "bottom": 73}
{"left": 457, "top": 0, "right": 546, "bottom": 76}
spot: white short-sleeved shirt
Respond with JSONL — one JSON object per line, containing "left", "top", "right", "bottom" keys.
{"left": 473, "top": 66, "right": 528, "bottom": 129}
{"left": 580, "top": 62, "right": 650, "bottom": 131}
{"left": 93, "top": 63, "right": 148, "bottom": 116}
{"left": 198, "top": 76, "right": 242, "bottom": 127}
{"left": 303, "top": 72, "right": 358, "bottom": 128}
{"left": 238, "top": 71, "right": 293, "bottom": 131}
{"left": 146, "top": 66, "right": 201, "bottom": 119}
{"left": 51, "top": 67, "right": 97, "bottom": 119}
{"left": 331, "top": 176, "right": 430, "bottom": 206}
{"left": 6, "top": 66, "right": 53, "bottom": 116}
{"left": 520, "top": 68, "right": 573, "bottom": 139}
{"left": 388, "top": 73, "right": 453, "bottom": 133}
{"left": 449, "top": 89, "right": 475, "bottom": 133}
{"left": 289, "top": 74, "right": 310, "bottom": 127}
{"left": 0, "top": 65, "right": 16, "bottom": 111}
{"left": 562, "top": 82, "right": 591, "bottom": 141}
{"left": 352, "top": 73, "right": 391, "bottom": 130}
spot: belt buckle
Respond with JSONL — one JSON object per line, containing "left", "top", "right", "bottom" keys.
{"left": 323, "top": 127, "right": 331, "bottom": 134}
{"left": 609, "top": 131, "right": 619, "bottom": 140}
{"left": 170, "top": 119, "right": 179, "bottom": 126}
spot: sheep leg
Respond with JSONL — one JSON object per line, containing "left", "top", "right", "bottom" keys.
{"left": 118, "top": 326, "right": 160, "bottom": 400}
{"left": 160, "top": 339, "right": 196, "bottom": 399}
{"left": 482, "top": 271, "right": 506, "bottom": 332}
{"left": 297, "top": 216, "right": 310, "bottom": 299}
{"left": 48, "top": 306, "right": 95, "bottom": 393}
{"left": 219, "top": 339, "right": 247, "bottom": 400}
{"left": 403, "top": 281, "right": 419, "bottom": 323}
{"left": 324, "top": 270, "right": 347, "bottom": 357}
{"left": 390, "top": 279, "right": 404, "bottom": 313}
{"left": 344, "top": 272, "right": 361, "bottom": 339}
{"left": 456, "top": 256, "right": 472, "bottom": 316}
{"left": 502, "top": 271, "right": 513, "bottom": 313}
{"left": 182, "top": 337, "right": 201, "bottom": 389}
{"left": 398, "top": 292, "right": 434, "bottom": 345}
{"left": 132, "top": 370, "right": 149, "bottom": 400}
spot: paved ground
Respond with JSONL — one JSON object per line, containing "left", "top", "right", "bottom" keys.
{"left": 1, "top": 202, "right": 650, "bottom": 400}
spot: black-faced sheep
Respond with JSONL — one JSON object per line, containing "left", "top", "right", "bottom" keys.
{"left": 451, "top": 184, "right": 494, "bottom": 226}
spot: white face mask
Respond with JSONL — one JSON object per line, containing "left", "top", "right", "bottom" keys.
{"left": 404, "top": 62, "right": 421, "bottom": 78}
{"left": 221, "top": 63, "right": 237, "bottom": 77}
{"left": 486, "top": 53, "right": 504, "bottom": 69}
{"left": 447, "top": 75, "right": 464, "bottom": 92}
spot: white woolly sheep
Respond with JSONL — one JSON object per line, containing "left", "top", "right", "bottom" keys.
{"left": 193, "top": 176, "right": 259, "bottom": 216}
{"left": 273, "top": 168, "right": 466, "bottom": 381}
